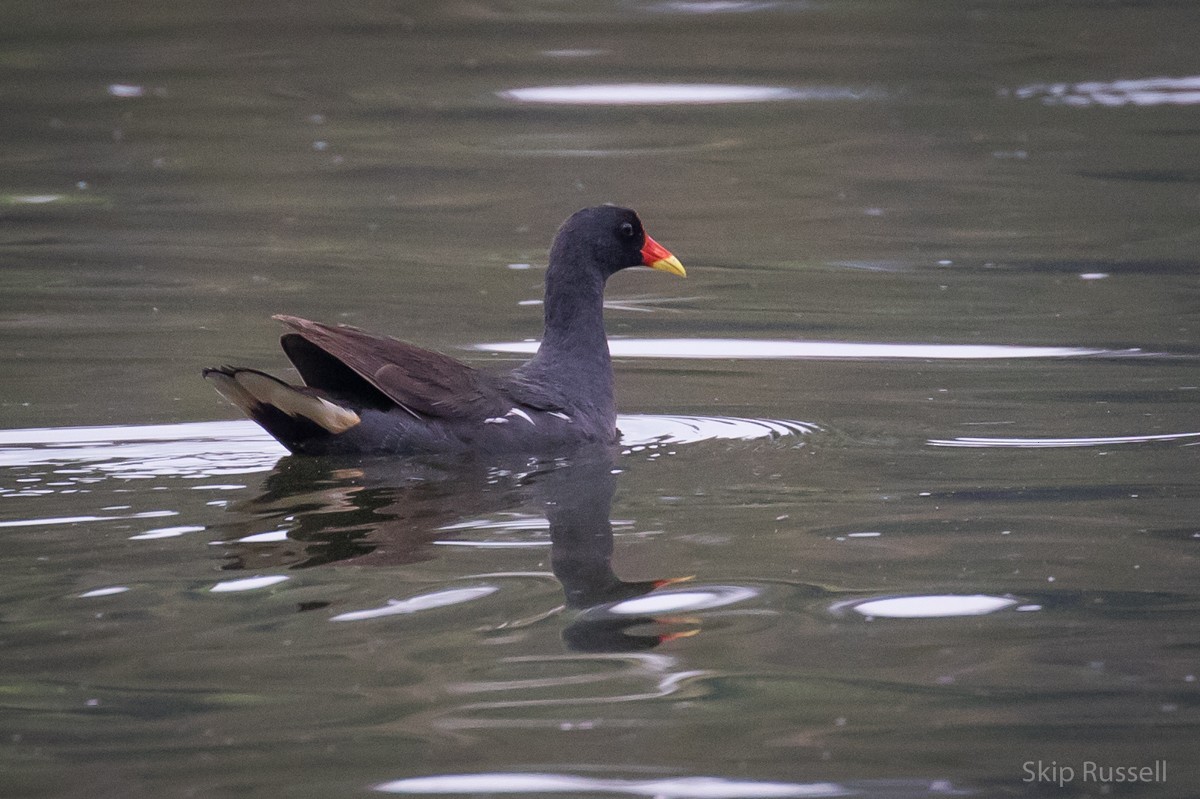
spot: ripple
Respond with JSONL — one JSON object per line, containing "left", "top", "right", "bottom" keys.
{"left": 0, "top": 414, "right": 812, "bottom": 481}
{"left": 209, "top": 575, "right": 290, "bottom": 593}
{"left": 481, "top": 133, "right": 738, "bottom": 158}
{"left": 432, "top": 540, "right": 551, "bottom": 549}
{"left": 434, "top": 514, "right": 644, "bottom": 549}
{"left": 928, "top": 431, "right": 1200, "bottom": 449}
{"left": 78, "top": 586, "right": 130, "bottom": 598}
{"left": 434, "top": 515, "right": 552, "bottom": 548}
{"left": 831, "top": 594, "right": 1020, "bottom": 619}
{"left": 229, "top": 529, "right": 291, "bottom": 543}
{"left": 330, "top": 586, "right": 498, "bottom": 622}
{"left": 606, "top": 585, "right": 759, "bottom": 615}
{"left": 498, "top": 83, "right": 867, "bottom": 106}
{"left": 129, "top": 524, "right": 205, "bottom": 540}
{"left": 437, "top": 516, "right": 551, "bottom": 533}
{"left": 0, "top": 509, "right": 176, "bottom": 529}
{"left": 643, "top": 1, "right": 799, "bottom": 13}
{"left": 0, "top": 420, "right": 285, "bottom": 476}
{"left": 1009, "top": 75, "right": 1200, "bottom": 107}
{"left": 375, "top": 773, "right": 850, "bottom": 798}
{"left": 478, "top": 338, "right": 1147, "bottom": 360}
{"left": 619, "top": 414, "right": 816, "bottom": 445}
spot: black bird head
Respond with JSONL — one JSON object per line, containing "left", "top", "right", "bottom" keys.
{"left": 549, "top": 206, "right": 685, "bottom": 280}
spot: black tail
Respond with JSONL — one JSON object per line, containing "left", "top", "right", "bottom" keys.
{"left": 203, "top": 366, "right": 360, "bottom": 453}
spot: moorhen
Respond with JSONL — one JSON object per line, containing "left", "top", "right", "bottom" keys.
{"left": 203, "top": 206, "right": 685, "bottom": 455}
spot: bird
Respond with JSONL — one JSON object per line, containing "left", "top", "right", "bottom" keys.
{"left": 203, "top": 205, "right": 685, "bottom": 456}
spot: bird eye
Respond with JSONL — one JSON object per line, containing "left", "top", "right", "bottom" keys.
{"left": 620, "top": 222, "right": 635, "bottom": 238}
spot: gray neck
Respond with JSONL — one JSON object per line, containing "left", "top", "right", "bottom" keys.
{"left": 524, "top": 265, "right": 614, "bottom": 417}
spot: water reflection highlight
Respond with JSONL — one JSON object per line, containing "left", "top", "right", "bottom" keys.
{"left": 928, "top": 431, "right": 1200, "bottom": 448}
{"left": 209, "top": 575, "right": 290, "bottom": 593}
{"left": 331, "top": 586, "right": 499, "bottom": 622}
{"left": 78, "top": 586, "right": 130, "bottom": 598}
{"left": 0, "top": 415, "right": 812, "bottom": 480}
{"left": 606, "top": 586, "right": 758, "bottom": 615}
{"left": 375, "top": 773, "right": 850, "bottom": 798}
{"left": 1011, "top": 75, "right": 1200, "bottom": 106}
{"left": 478, "top": 339, "right": 1144, "bottom": 360}
{"left": 831, "top": 594, "right": 1021, "bottom": 619}
{"left": 499, "top": 84, "right": 866, "bottom": 105}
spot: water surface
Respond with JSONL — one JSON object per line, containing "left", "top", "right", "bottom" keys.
{"left": 2, "top": 1, "right": 1198, "bottom": 797}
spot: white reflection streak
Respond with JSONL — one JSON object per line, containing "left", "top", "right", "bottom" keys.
{"left": 0, "top": 420, "right": 270, "bottom": 446}
{"left": 0, "top": 509, "right": 176, "bottom": 529}
{"left": 438, "top": 517, "right": 550, "bottom": 532}
{"left": 108, "top": 83, "right": 145, "bottom": 98}
{"left": 0, "top": 421, "right": 285, "bottom": 476}
{"left": 611, "top": 340, "right": 1120, "bottom": 359}
{"left": 330, "top": 586, "right": 498, "bottom": 622}
{"left": 230, "top": 529, "right": 290, "bottom": 543}
{"left": 607, "top": 586, "right": 759, "bottom": 615}
{"left": 433, "top": 540, "right": 551, "bottom": 548}
{"left": 478, "top": 338, "right": 1140, "bottom": 360}
{"left": 433, "top": 516, "right": 553, "bottom": 548}
{"left": 1012, "top": 75, "right": 1200, "bottom": 106}
{"left": 602, "top": 295, "right": 700, "bottom": 313}
{"left": 129, "top": 524, "right": 205, "bottom": 540}
{"left": 79, "top": 586, "right": 130, "bottom": 598}
{"left": 499, "top": 84, "right": 824, "bottom": 105}
{"left": 209, "top": 575, "right": 289, "bottom": 593}
{"left": 11, "top": 194, "right": 64, "bottom": 204}
{"left": 929, "top": 431, "right": 1200, "bottom": 448}
{"left": 649, "top": 1, "right": 788, "bottom": 14}
{"left": 376, "top": 772, "right": 849, "bottom": 797}
{"left": 833, "top": 594, "right": 1020, "bottom": 619}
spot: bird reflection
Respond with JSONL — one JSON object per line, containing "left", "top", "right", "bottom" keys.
{"left": 214, "top": 447, "right": 693, "bottom": 651}
{"left": 536, "top": 455, "right": 695, "bottom": 651}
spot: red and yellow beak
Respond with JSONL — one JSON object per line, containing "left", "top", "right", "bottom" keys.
{"left": 640, "top": 234, "right": 686, "bottom": 277}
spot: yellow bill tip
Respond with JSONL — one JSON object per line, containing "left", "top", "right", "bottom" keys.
{"left": 648, "top": 254, "right": 686, "bottom": 277}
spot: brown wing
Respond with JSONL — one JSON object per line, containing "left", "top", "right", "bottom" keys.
{"left": 273, "top": 314, "right": 508, "bottom": 420}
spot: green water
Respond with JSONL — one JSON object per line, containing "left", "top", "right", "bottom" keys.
{"left": 2, "top": 1, "right": 1198, "bottom": 797}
